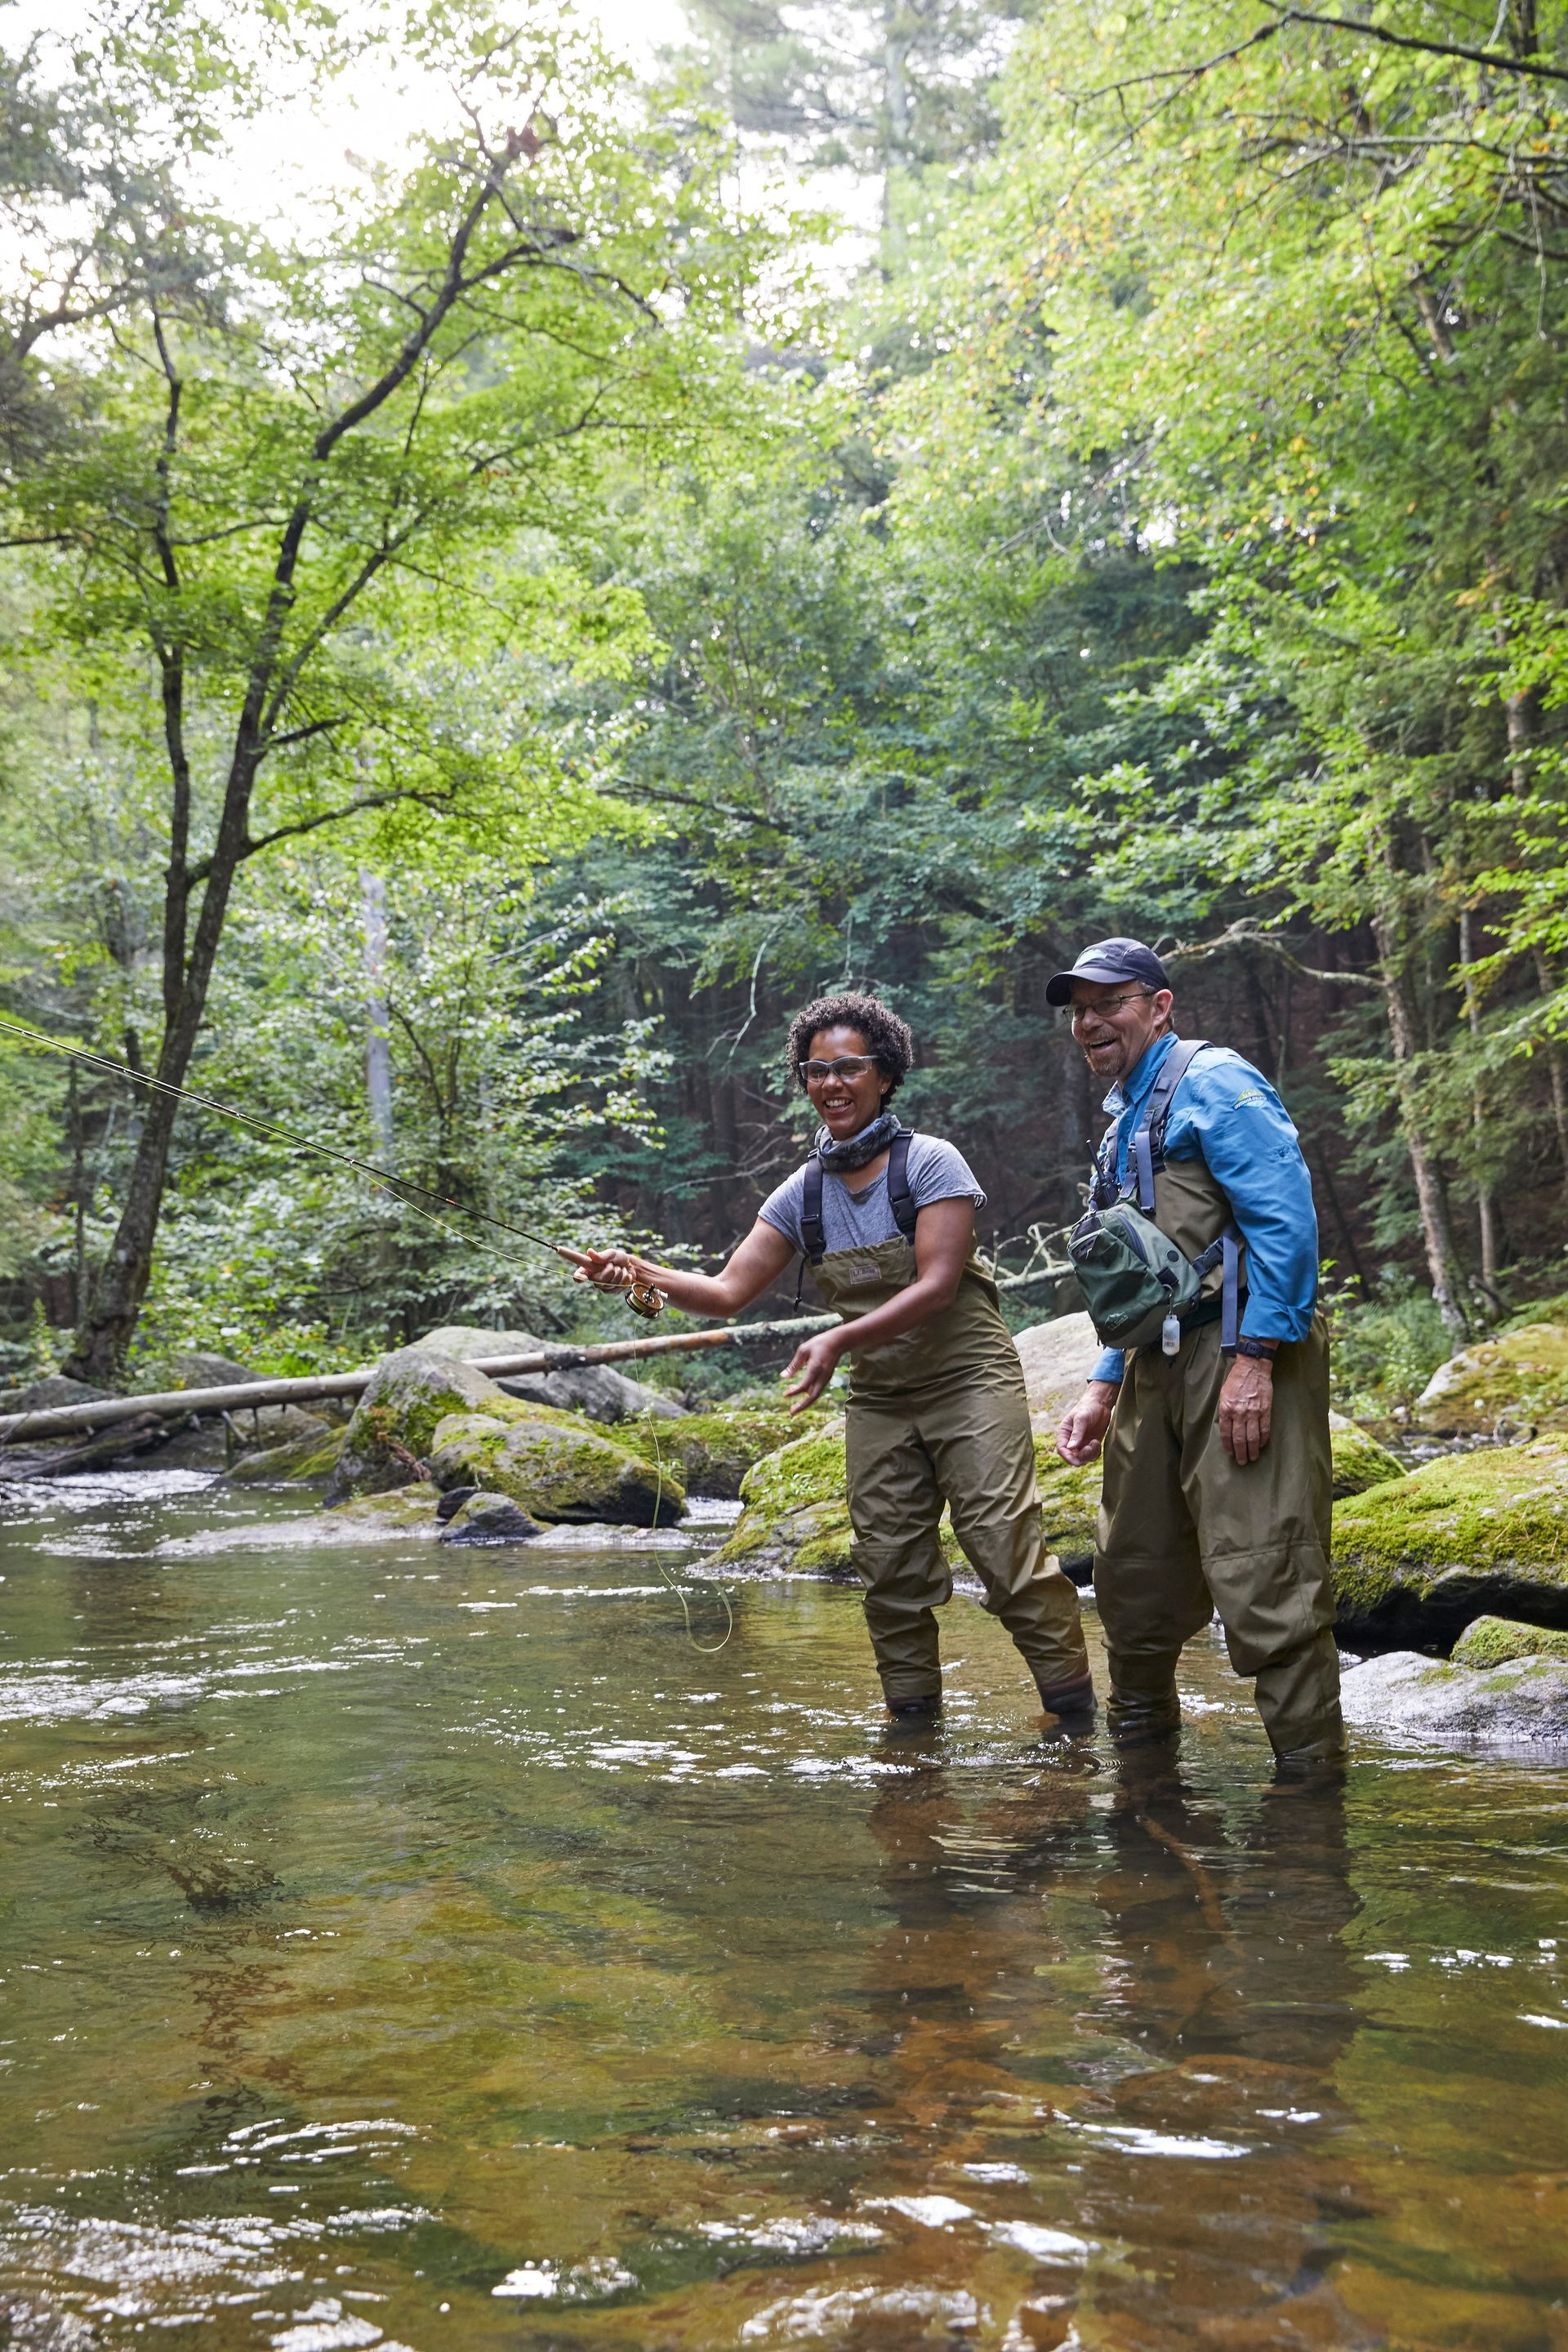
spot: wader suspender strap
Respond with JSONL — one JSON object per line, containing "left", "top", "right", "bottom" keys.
{"left": 800, "top": 1127, "right": 916, "bottom": 1270}
{"left": 1125, "top": 1039, "right": 1245, "bottom": 1348}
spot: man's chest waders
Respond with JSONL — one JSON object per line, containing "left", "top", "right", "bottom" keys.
{"left": 800, "top": 1131, "right": 1089, "bottom": 1709}
{"left": 1089, "top": 1058, "right": 1343, "bottom": 1766}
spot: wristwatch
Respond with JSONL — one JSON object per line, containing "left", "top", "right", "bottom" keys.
{"left": 1234, "top": 1337, "right": 1278, "bottom": 1361}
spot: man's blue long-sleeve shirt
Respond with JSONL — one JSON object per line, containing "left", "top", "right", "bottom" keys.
{"left": 1088, "top": 1033, "right": 1319, "bottom": 1384}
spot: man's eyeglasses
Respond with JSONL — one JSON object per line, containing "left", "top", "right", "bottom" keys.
{"left": 1067, "top": 990, "right": 1152, "bottom": 1027}
{"left": 801, "top": 1055, "right": 879, "bottom": 1084}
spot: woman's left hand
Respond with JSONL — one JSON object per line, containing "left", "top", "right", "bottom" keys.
{"left": 782, "top": 1330, "right": 843, "bottom": 1411}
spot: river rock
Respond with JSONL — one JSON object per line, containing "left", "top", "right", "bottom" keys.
{"left": 225, "top": 1425, "right": 347, "bottom": 1485}
{"left": 437, "top": 1490, "right": 543, "bottom": 1545}
{"left": 429, "top": 1402, "right": 683, "bottom": 1526}
{"left": 1451, "top": 1615, "right": 1568, "bottom": 1667}
{"left": 715, "top": 1419, "right": 854, "bottom": 1575}
{"left": 1413, "top": 1319, "right": 1568, "bottom": 1435}
{"left": 415, "top": 1321, "right": 683, "bottom": 1425}
{"left": 0, "top": 1373, "right": 111, "bottom": 1414}
{"left": 667, "top": 1405, "right": 824, "bottom": 1499}
{"left": 1327, "top": 1410, "right": 1405, "bottom": 1499}
{"left": 496, "top": 1365, "right": 686, "bottom": 1425}
{"left": 1013, "top": 1313, "right": 1099, "bottom": 1426}
{"left": 161, "top": 1349, "right": 255, "bottom": 1388}
{"left": 1331, "top": 1433, "right": 1568, "bottom": 1651}
{"left": 713, "top": 1406, "right": 1416, "bottom": 1592}
{"left": 1339, "top": 1648, "right": 1568, "bottom": 1744}
{"left": 326, "top": 1346, "right": 517, "bottom": 1502}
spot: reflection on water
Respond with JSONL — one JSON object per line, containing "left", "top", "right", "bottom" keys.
{"left": 1, "top": 1473, "right": 1566, "bottom": 2350}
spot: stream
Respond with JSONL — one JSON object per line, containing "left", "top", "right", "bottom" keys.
{"left": 2, "top": 1470, "right": 1566, "bottom": 2350}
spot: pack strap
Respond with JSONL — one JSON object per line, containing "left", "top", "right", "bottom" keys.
{"left": 800, "top": 1125, "right": 915, "bottom": 1267}
{"left": 1131, "top": 1037, "right": 1212, "bottom": 1213}
{"left": 1192, "top": 1221, "right": 1244, "bottom": 1349}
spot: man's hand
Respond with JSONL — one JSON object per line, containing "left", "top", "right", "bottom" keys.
{"left": 1056, "top": 1380, "right": 1120, "bottom": 1467}
{"left": 1218, "top": 1352, "right": 1274, "bottom": 1463}
{"left": 783, "top": 1330, "right": 845, "bottom": 1412}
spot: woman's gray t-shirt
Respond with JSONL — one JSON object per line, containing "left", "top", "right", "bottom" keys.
{"left": 757, "top": 1134, "right": 987, "bottom": 1257}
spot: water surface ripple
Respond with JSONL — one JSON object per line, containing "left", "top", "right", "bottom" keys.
{"left": 2, "top": 1473, "right": 1566, "bottom": 2349}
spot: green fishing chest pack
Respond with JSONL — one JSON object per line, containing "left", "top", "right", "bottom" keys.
{"left": 1069, "top": 1038, "right": 1241, "bottom": 1356}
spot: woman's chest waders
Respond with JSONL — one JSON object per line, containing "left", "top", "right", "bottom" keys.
{"left": 802, "top": 1184, "right": 1089, "bottom": 1711}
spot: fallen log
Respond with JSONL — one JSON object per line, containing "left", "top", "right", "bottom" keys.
{"left": 0, "top": 1316, "right": 839, "bottom": 1448}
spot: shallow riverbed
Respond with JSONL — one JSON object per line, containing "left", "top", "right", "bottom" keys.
{"left": 2, "top": 1472, "right": 1566, "bottom": 2351}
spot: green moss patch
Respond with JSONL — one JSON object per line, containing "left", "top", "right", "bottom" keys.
{"left": 666, "top": 1405, "right": 826, "bottom": 1499}
{"left": 1331, "top": 1433, "right": 1568, "bottom": 1647}
{"left": 226, "top": 1427, "right": 346, "bottom": 1485}
{"left": 1327, "top": 1410, "right": 1405, "bottom": 1500}
{"left": 430, "top": 1405, "right": 683, "bottom": 1527}
{"left": 1451, "top": 1615, "right": 1568, "bottom": 1668}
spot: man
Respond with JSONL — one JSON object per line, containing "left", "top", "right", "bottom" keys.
{"left": 1050, "top": 938, "right": 1343, "bottom": 1773}
{"left": 577, "top": 991, "right": 1093, "bottom": 1726}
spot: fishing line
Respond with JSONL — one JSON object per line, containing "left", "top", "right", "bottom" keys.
{"left": 0, "top": 1013, "right": 636, "bottom": 1285}
{"left": 644, "top": 1418, "right": 734, "bottom": 1655}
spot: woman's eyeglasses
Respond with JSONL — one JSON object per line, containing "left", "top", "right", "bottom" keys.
{"left": 801, "top": 1055, "right": 879, "bottom": 1083}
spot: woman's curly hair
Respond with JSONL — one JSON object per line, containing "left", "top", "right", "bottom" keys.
{"left": 785, "top": 992, "right": 915, "bottom": 1098}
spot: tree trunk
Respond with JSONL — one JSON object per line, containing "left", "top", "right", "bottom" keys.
{"left": 360, "top": 870, "right": 395, "bottom": 1167}
{"left": 1372, "top": 910, "right": 1472, "bottom": 1343}
{"left": 63, "top": 748, "right": 264, "bottom": 1383}
{"left": 1458, "top": 906, "right": 1501, "bottom": 1303}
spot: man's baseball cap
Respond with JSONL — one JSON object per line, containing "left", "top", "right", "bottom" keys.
{"left": 1045, "top": 937, "right": 1170, "bottom": 1007}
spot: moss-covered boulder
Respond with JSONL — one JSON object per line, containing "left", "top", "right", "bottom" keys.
{"left": 1451, "top": 1615, "right": 1568, "bottom": 1668}
{"left": 226, "top": 1425, "right": 346, "bottom": 1485}
{"left": 429, "top": 1402, "right": 684, "bottom": 1526}
{"left": 1328, "top": 1410, "right": 1405, "bottom": 1499}
{"left": 713, "top": 1420, "right": 1099, "bottom": 1582}
{"left": 714, "top": 1421, "right": 855, "bottom": 1575}
{"left": 1412, "top": 1321, "right": 1568, "bottom": 1435}
{"left": 1013, "top": 1313, "right": 1099, "bottom": 1423}
{"left": 669, "top": 1405, "right": 826, "bottom": 1499}
{"left": 325, "top": 1347, "right": 520, "bottom": 1503}
{"left": 1330, "top": 1433, "right": 1568, "bottom": 1650}
{"left": 1339, "top": 1649, "right": 1568, "bottom": 1744}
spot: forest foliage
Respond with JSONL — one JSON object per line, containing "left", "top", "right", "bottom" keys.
{"left": 3, "top": 0, "right": 1567, "bottom": 1410}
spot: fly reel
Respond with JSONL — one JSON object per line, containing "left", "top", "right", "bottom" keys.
{"left": 625, "top": 1277, "right": 665, "bottom": 1321}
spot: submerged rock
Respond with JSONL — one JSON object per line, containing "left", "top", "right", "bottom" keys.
{"left": 430, "top": 1402, "right": 684, "bottom": 1526}
{"left": 437, "top": 1490, "right": 543, "bottom": 1545}
{"left": 326, "top": 1347, "right": 512, "bottom": 1503}
{"left": 1339, "top": 1648, "right": 1568, "bottom": 1744}
{"left": 1331, "top": 1433, "right": 1568, "bottom": 1651}
{"left": 1413, "top": 1319, "right": 1568, "bottom": 1436}
{"left": 1327, "top": 1410, "right": 1405, "bottom": 1500}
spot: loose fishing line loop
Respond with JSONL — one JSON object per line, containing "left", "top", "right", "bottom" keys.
{"left": 645, "top": 1418, "right": 734, "bottom": 1655}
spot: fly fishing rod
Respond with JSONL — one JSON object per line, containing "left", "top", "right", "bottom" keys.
{"left": 0, "top": 1015, "right": 666, "bottom": 1318}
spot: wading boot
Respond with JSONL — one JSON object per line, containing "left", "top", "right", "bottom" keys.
{"left": 884, "top": 1693, "right": 942, "bottom": 1727}
{"left": 1107, "top": 1651, "right": 1183, "bottom": 1744}
{"left": 1035, "top": 1669, "right": 1097, "bottom": 1721}
{"left": 1270, "top": 1706, "right": 1348, "bottom": 1783}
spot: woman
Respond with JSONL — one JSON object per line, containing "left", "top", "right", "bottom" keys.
{"left": 577, "top": 992, "right": 1094, "bottom": 1723}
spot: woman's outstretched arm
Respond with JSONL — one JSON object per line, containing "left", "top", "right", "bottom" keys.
{"left": 573, "top": 1221, "right": 799, "bottom": 1319}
